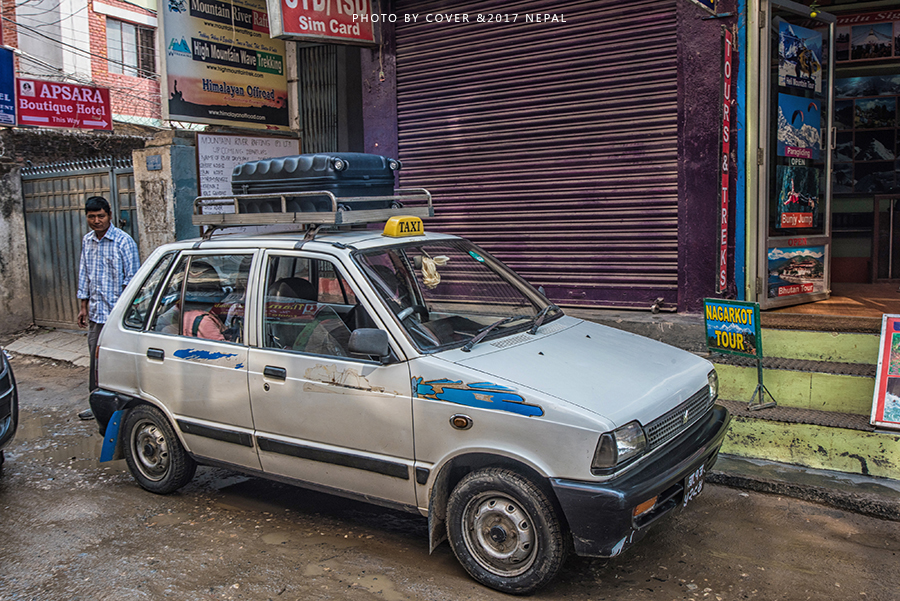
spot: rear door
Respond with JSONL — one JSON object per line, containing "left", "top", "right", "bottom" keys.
{"left": 140, "top": 251, "right": 259, "bottom": 470}
{"left": 247, "top": 250, "right": 417, "bottom": 508}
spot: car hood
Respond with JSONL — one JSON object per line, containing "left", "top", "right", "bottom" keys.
{"left": 446, "top": 317, "right": 713, "bottom": 428}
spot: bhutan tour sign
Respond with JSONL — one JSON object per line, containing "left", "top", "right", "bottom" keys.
{"left": 704, "top": 299, "right": 761, "bottom": 358}
{"left": 16, "top": 78, "right": 112, "bottom": 131}
{"left": 267, "top": 0, "right": 376, "bottom": 44}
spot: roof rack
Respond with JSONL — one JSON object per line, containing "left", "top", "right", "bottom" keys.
{"left": 192, "top": 188, "right": 433, "bottom": 233}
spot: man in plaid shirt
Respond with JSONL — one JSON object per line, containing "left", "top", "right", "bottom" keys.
{"left": 76, "top": 196, "right": 140, "bottom": 420}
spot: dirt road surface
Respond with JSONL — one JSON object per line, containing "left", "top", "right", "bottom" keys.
{"left": 1, "top": 357, "right": 899, "bottom": 601}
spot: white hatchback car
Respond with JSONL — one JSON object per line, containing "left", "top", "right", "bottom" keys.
{"left": 91, "top": 193, "right": 729, "bottom": 594}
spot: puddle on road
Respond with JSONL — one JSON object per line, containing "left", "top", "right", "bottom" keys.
{"left": 10, "top": 410, "right": 127, "bottom": 473}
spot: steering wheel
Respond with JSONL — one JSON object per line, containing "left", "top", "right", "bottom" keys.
{"left": 397, "top": 304, "right": 429, "bottom": 322}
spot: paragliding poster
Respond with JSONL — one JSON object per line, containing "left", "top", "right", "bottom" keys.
{"left": 778, "top": 22, "right": 822, "bottom": 93}
{"left": 767, "top": 245, "right": 825, "bottom": 298}
{"left": 870, "top": 314, "right": 900, "bottom": 431}
{"left": 775, "top": 165, "right": 819, "bottom": 228}
{"left": 777, "top": 93, "right": 821, "bottom": 160}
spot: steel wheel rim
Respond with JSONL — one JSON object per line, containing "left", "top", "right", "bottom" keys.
{"left": 131, "top": 419, "right": 170, "bottom": 482}
{"left": 462, "top": 491, "right": 537, "bottom": 577}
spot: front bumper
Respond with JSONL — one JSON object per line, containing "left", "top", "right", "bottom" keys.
{"left": 551, "top": 404, "right": 730, "bottom": 558}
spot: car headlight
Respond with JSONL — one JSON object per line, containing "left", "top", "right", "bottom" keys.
{"left": 592, "top": 420, "right": 647, "bottom": 472}
{"left": 708, "top": 369, "right": 718, "bottom": 400}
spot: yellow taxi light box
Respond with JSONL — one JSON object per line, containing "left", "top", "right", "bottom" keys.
{"left": 383, "top": 216, "right": 425, "bottom": 238}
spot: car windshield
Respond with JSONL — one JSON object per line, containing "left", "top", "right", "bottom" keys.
{"left": 355, "top": 239, "right": 560, "bottom": 352}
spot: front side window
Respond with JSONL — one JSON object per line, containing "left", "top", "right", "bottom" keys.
{"left": 262, "top": 255, "right": 373, "bottom": 358}
{"left": 355, "top": 240, "right": 559, "bottom": 352}
{"left": 150, "top": 254, "right": 251, "bottom": 343}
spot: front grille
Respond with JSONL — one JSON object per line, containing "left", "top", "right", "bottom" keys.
{"left": 645, "top": 386, "right": 713, "bottom": 450}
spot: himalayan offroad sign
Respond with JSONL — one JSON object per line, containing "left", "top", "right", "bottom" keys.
{"left": 16, "top": 78, "right": 112, "bottom": 131}
{"left": 267, "top": 0, "right": 376, "bottom": 44}
{"left": 704, "top": 299, "right": 761, "bottom": 358}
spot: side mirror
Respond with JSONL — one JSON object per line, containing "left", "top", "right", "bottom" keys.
{"left": 349, "top": 328, "right": 390, "bottom": 359}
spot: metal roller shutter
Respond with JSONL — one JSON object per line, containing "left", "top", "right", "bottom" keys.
{"left": 395, "top": 0, "right": 678, "bottom": 309}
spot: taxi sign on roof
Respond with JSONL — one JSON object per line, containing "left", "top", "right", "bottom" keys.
{"left": 383, "top": 216, "right": 424, "bottom": 238}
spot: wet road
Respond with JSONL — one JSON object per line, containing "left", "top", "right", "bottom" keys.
{"left": 1, "top": 357, "right": 900, "bottom": 600}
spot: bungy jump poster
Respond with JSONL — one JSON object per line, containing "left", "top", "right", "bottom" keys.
{"left": 871, "top": 315, "right": 900, "bottom": 431}
{"left": 777, "top": 93, "right": 821, "bottom": 160}
{"left": 161, "top": 0, "right": 289, "bottom": 130}
{"left": 767, "top": 245, "right": 825, "bottom": 299}
{"left": 775, "top": 164, "right": 819, "bottom": 229}
{"left": 778, "top": 21, "right": 823, "bottom": 93}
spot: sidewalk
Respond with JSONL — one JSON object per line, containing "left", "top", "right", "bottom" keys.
{"left": 2, "top": 326, "right": 899, "bottom": 522}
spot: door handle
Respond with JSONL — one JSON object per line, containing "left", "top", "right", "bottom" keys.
{"left": 147, "top": 348, "right": 164, "bottom": 360}
{"left": 263, "top": 365, "right": 286, "bottom": 380}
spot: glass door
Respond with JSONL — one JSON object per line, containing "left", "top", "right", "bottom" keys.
{"left": 758, "top": 0, "right": 836, "bottom": 309}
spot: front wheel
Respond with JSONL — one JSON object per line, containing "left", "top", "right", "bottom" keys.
{"left": 446, "top": 468, "right": 568, "bottom": 594}
{"left": 123, "top": 404, "right": 196, "bottom": 494}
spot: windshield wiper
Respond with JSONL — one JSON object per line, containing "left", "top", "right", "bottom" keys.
{"left": 461, "top": 316, "right": 525, "bottom": 352}
{"left": 529, "top": 304, "right": 560, "bottom": 335}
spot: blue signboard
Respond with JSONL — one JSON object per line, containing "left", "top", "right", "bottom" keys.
{"left": 704, "top": 298, "right": 761, "bottom": 358}
{"left": 690, "top": 0, "right": 716, "bottom": 13}
{"left": 0, "top": 48, "right": 14, "bottom": 126}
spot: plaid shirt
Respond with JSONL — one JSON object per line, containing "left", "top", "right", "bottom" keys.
{"left": 77, "top": 223, "right": 140, "bottom": 324}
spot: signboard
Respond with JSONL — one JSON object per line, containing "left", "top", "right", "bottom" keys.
{"left": 717, "top": 28, "right": 733, "bottom": 293}
{"left": 766, "top": 244, "right": 825, "bottom": 298}
{"left": 777, "top": 93, "right": 821, "bottom": 160}
{"left": 161, "top": 0, "right": 289, "bottom": 130}
{"left": 0, "top": 48, "right": 15, "bottom": 126}
{"left": 689, "top": 0, "right": 716, "bottom": 14}
{"left": 267, "top": 0, "right": 376, "bottom": 44}
{"left": 871, "top": 314, "right": 900, "bottom": 431}
{"left": 16, "top": 78, "right": 112, "bottom": 130}
{"left": 704, "top": 299, "right": 760, "bottom": 358}
{"left": 196, "top": 132, "right": 299, "bottom": 203}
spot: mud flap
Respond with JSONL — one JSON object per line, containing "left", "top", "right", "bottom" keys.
{"left": 100, "top": 409, "right": 125, "bottom": 462}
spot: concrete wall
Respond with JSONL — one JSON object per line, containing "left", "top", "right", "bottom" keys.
{"left": 0, "top": 162, "right": 32, "bottom": 335}
{"left": 133, "top": 131, "right": 199, "bottom": 258}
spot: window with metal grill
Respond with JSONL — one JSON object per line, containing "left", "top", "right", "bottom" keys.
{"left": 106, "top": 18, "right": 156, "bottom": 79}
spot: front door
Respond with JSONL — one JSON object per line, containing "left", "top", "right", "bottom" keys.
{"left": 758, "top": 0, "right": 836, "bottom": 309}
{"left": 247, "top": 251, "right": 417, "bottom": 508}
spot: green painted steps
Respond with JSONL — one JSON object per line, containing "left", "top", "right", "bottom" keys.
{"left": 710, "top": 327, "right": 900, "bottom": 478}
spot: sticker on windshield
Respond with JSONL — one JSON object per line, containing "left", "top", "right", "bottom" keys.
{"left": 413, "top": 377, "right": 543, "bottom": 417}
{"left": 468, "top": 251, "right": 485, "bottom": 263}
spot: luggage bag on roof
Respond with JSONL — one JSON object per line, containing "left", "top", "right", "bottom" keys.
{"left": 231, "top": 152, "right": 401, "bottom": 213}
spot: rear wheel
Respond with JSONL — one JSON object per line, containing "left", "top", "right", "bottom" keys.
{"left": 123, "top": 404, "right": 196, "bottom": 494}
{"left": 446, "top": 468, "right": 568, "bottom": 594}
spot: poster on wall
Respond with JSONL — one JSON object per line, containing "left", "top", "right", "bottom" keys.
{"left": 767, "top": 245, "right": 825, "bottom": 298}
{"left": 778, "top": 22, "right": 823, "bottom": 93}
{"left": 775, "top": 165, "right": 819, "bottom": 228}
{"left": 0, "top": 48, "right": 15, "bottom": 126}
{"left": 161, "top": 0, "right": 289, "bottom": 130}
{"left": 777, "top": 93, "right": 821, "bottom": 159}
{"left": 871, "top": 314, "right": 900, "bottom": 431}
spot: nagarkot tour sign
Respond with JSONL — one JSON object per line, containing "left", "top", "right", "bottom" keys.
{"left": 704, "top": 299, "right": 761, "bottom": 358}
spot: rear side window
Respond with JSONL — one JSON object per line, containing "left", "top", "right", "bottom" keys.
{"left": 123, "top": 253, "right": 174, "bottom": 330}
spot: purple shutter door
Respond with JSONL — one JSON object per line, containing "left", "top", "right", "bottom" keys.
{"left": 395, "top": 0, "right": 678, "bottom": 309}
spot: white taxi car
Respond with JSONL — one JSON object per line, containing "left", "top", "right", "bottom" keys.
{"left": 91, "top": 184, "right": 730, "bottom": 594}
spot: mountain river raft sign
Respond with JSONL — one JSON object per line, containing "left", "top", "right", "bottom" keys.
{"left": 16, "top": 78, "right": 112, "bottom": 131}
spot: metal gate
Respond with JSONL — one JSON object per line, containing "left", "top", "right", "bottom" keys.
{"left": 21, "top": 158, "right": 137, "bottom": 328}
{"left": 395, "top": 0, "right": 679, "bottom": 309}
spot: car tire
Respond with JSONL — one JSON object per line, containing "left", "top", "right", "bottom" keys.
{"left": 123, "top": 404, "right": 196, "bottom": 494}
{"left": 446, "top": 468, "right": 568, "bottom": 594}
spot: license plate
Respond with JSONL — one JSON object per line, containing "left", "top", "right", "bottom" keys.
{"left": 682, "top": 464, "right": 705, "bottom": 508}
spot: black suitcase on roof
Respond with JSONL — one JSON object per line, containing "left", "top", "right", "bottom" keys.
{"left": 231, "top": 152, "right": 401, "bottom": 213}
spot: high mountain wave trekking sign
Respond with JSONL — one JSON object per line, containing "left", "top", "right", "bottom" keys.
{"left": 16, "top": 78, "right": 112, "bottom": 131}
{"left": 704, "top": 298, "right": 776, "bottom": 410}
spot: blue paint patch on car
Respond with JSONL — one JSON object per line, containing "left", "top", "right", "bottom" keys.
{"left": 235, "top": 363, "right": 244, "bottom": 369}
{"left": 413, "top": 377, "right": 543, "bottom": 417}
{"left": 173, "top": 349, "right": 239, "bottom": 361}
